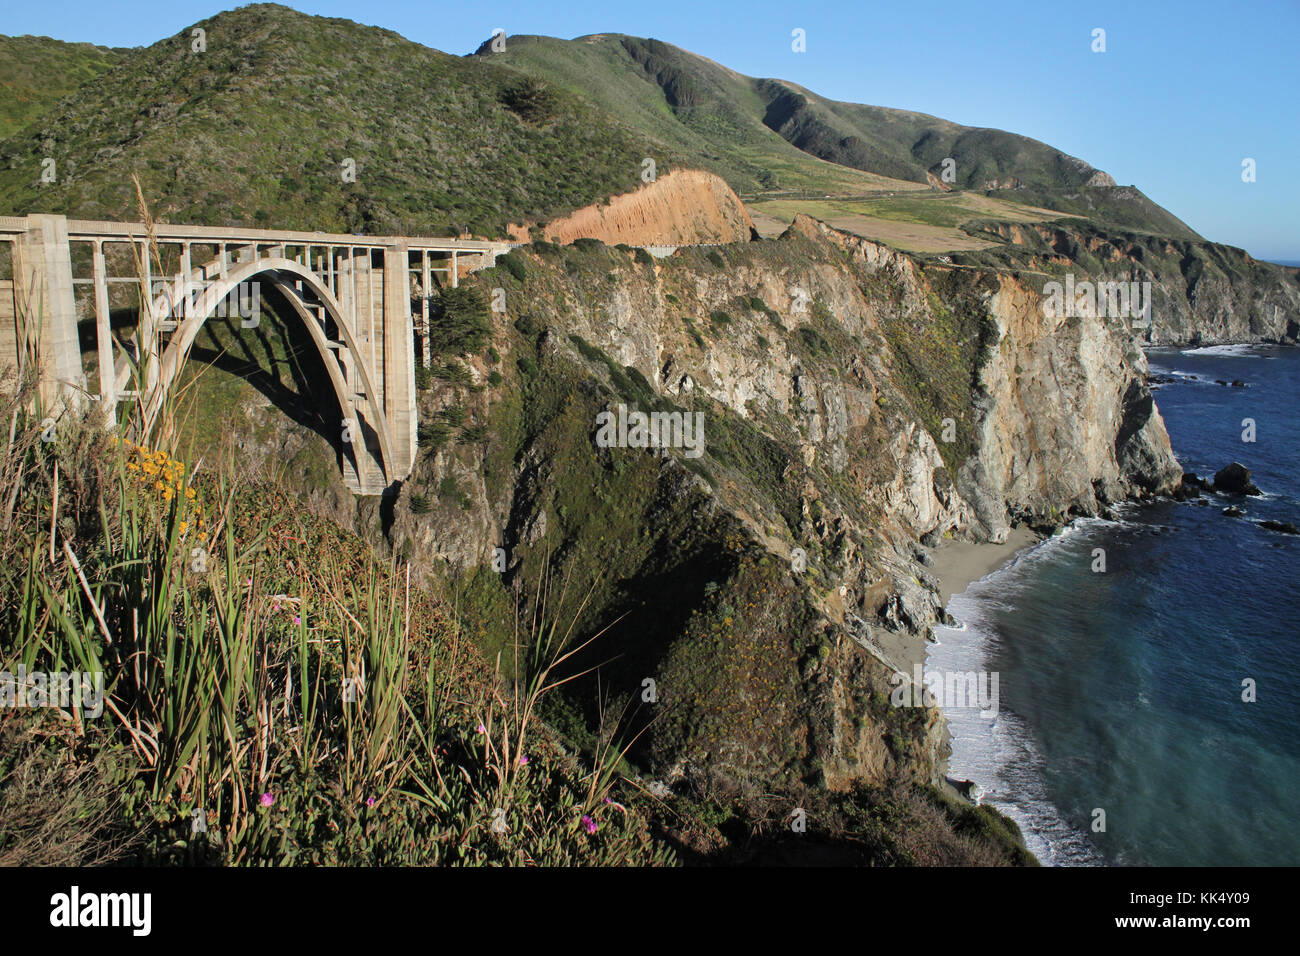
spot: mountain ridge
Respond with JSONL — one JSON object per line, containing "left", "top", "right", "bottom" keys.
{"left": 1, "top": 6, "right": 1197, "bottom": 243}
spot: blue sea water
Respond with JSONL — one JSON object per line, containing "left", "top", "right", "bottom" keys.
{"left": 929, "top": 345, "right": 1300, "bottom": 866}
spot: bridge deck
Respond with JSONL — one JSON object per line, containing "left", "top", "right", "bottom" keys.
{"left": 0, "top": 216, "right": 513, "bottom": 254}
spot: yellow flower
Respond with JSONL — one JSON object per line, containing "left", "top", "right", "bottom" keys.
{"left": 179, "top": 521, "right": 189, "bottom": 534}
{"left": 185, "top": 488, "right": 196, "bottom": 500}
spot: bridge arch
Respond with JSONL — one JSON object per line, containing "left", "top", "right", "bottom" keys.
{"left": 141, "top": 257, "right": 397, "bottom": 490}
{"left": 5, "top": 214, "right": 513, "bottom": 495}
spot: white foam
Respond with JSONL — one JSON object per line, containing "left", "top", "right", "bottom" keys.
{"left": 1180, "top": 343, "right": 1270, "bottom": 357}
{"left": 929, "top": 528, "right": 1107, "bottom": 866}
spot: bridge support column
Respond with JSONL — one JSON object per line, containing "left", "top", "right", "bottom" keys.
{"left": 14, "top": 214, "right": 85, "bottom": 413}
{"left": 384, "top": 241, "right": 417, "bottom": 480}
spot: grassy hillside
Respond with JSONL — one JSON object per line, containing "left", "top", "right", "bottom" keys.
{"left": 482, "top": 33, "right": 1201, "bottom": 240}
{"left": 748, "top": 190, "right": 1080, "bottom": 253}
{"left": 474, "top": 34, "right": 922, "bottom": 198}
{"left": 0, "top": 35, "right": 127, "bottom": 141}
{"left": 0, "top": 5, "right": 685, "bottom": 237}
{"left": 0, "top": 9, "right": 1198, "bottom": 244}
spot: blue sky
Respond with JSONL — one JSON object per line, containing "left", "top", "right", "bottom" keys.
{"left": 8, "top": 0, "right": 1298, "bottom": 260}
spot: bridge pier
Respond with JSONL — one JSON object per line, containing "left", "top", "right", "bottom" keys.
{"left": 384, "top": 240, "right": 417, "bottom": 479}
{"left": 10, "top": 214, "right": 86, "bottom": 412}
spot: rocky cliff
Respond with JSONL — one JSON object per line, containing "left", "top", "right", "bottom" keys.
{"left": 386, "top": 210, "right": 1180, "bottom": 801}
{"left": 963, "top": 219, "right": 1300, "bottom": 346}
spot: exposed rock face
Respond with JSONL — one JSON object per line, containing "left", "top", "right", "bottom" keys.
{"left": 389, "top": 213, "right": 1183, "bottom": 797}
{"left": 975, "top": 220, "right": 1300, "bottom": 345}
{"left": 965, "top": 273, "right": 1180, "bottom": 537}
{"left": 508, "top": 169, "right": 755, "bottom": 246}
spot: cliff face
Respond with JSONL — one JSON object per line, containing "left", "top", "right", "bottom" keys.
{"left": 388, "top": 214, "right": 1180, "bottom": 798}
{"left": 965, "top": 270, "right": 1180, "bottom": 536}
{"left": 508, "top": 169, "right": 755, "bottom": 246}
{"left": 966, "top": 220, "right": 1300, "bottom": 345}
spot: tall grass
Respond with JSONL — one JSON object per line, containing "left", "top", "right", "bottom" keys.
{"left": 0, "top": 193, "right": 672, "bottom": 864}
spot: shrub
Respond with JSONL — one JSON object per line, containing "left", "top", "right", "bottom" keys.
{"left": 798, "top": 326, "right": 832, "bottom": 356}
{"left": 460, "top": 424, "right": 488, "bottom": 444}
{"left": 432, "top": 360, "right": 473, "bottom": 386}
{"left": 429, "top": 286, "right": 490, "bottom": 357}
{"left": 499, "top": 251, "right": 528, "bottom": 283}
{"left": 417, "top": 421, "right": 451, "bottom": 448}
{"left": 499, "top": 77, "right": 558, "bottom": 123}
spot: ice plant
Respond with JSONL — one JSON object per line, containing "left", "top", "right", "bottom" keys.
{"left": 581, "top": 814, "right": 597, "bottom": 834}
{"left": 260, "top": 792, "right": 275, "bottom": 808}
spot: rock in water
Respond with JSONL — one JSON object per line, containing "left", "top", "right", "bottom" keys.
{"left": 1259, "top": 520, "right": 1299, "bottom": 535}
{"left": 1214, "top": 462, "right": 1262, "bottom": 496}
{"left": 1222, "top": 506, "right": 1245, "bottom": 517}
{"left": 1173, "top": 473, "right": 1206, "bottom": 499}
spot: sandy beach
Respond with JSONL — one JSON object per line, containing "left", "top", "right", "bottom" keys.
{"left": 867, "top": 528, "right": 1041, "bottom": 679}
{"left": 928, "top": 527, "right": 1041, "bottom": 607}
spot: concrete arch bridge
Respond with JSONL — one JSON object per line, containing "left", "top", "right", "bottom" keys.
{"left": 0, "top": 214, "right": 511, "bottom": 493}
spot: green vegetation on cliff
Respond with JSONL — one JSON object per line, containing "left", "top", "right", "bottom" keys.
{"left": 0, "top": 5, "right": 681, "bottom": 236}
{"left": 0, "top": 34, "right": 126, "bottom": 140}
{"left": 1, "top": 7, "right": 1197, "bottom": 244}
{"left": 480, "top": 33, "right": 1200, "bottom": 239}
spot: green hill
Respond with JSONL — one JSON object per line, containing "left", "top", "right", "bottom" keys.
{"left": 0, "top": 34, "right": 127, "bottom": 141}
{"left": 470, "top": 33, "right": 919, "bottom": 198}
{"left": 0, "top": 5, "right": 684, "bottom": 237}
{"left": 478, "top": 33, "right": 1201, "bottom": 240}
{"left": 0, "top": 6, "right": 1198, "bottom": 243}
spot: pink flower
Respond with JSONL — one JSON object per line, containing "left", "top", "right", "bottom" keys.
{"left": 518, "top": 755, "right": 529, "bottom": 766}
{"left": 366, "top": 796, "right": 376, "bottom": 808}
{"left": 293, "top": 616, "right": 301, "bottom": 625}
{"left": 476, "top": 723, "right": 486, "bottom": 734}
{"left": 581, "top": 814, "right": 597, "bottom": 835}
{"left": 260, "top": 792, "right": 275, "bottom": 807}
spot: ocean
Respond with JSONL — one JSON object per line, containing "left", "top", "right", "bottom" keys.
{"left": 929, "top": 344, "right": 1300, "bottom": 866}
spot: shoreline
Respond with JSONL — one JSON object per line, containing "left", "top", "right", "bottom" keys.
{"left": 928, "top": 526, "right": 1041, "bottom": 607}
{"left": 923, "top": 526, "right": 1043, "bottom": 823}
{"left": 870, "top": 526, "right": 1043, "bottom": 688}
